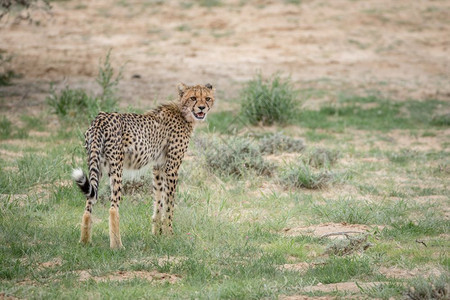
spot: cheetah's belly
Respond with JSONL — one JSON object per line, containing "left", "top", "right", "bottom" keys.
{"left": 123, "top": 149, "right": 151, "bottom": 170}
{"left": 123, "top": 143, "right": 166, "bottom": 171}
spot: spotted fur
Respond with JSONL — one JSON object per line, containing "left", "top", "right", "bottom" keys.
{"left": 73, "top": 83, "right": 215, "bottom": 248}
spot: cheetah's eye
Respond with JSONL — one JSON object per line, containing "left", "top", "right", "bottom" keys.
{"left": 190, "top": 97, "right": 197, "bottom": 101}
{"left": 205, "top": 97, "right": 211, "bottom": 102}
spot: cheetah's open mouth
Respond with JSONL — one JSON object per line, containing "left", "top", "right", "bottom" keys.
{"left": 193, "top": 111, "right": 206, "bottom": 120}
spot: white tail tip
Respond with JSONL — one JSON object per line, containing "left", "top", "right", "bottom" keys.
{"left": 72, "top": 168, "right": 85, "bottom": 183}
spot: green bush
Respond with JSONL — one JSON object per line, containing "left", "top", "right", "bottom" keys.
{"left": 197, "top": 136, "right": 274, "bottom": 177}
{"left": 46, "top": 51, "right": 120, "bottom": 122}
{"left": 258, "top": 132, "right": 305, "bottom": 154}
{"left": 1, "top": 0, "right": 50, "bottom": 20}
{"left": 0, "top": 53, "right": 18, "bottom": 86}
{"left": 46, "top": 87, "right": 97, "bottom": 120}
{"left": 240, "top": 74, "right": 298, "bottom": 126}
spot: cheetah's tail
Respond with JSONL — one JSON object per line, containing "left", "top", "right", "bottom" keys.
{"left": 72, "top": 168, "right": 96, "bottom": 198}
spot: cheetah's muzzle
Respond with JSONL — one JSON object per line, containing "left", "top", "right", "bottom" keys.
{"left": 193, "top": 111, "right": 206, "bottom": 120}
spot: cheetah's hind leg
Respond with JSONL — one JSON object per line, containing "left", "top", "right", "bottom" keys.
{"left": 108, "top": 164, "right": 124, "bottom": 249}
{"left": 109, "top": 206, "right": 123, "bottom": 249}
{"left": 80, "top": 206, "right": 92, "bottom": 245}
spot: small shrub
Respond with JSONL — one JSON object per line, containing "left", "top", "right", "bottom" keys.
{"left": 46, "top": 51, "right": 120, "bottom": 122}
{"left": 325, "top": 234, "right": 370, "bottom": 256}
{"left": 96, "top": 50, "right": 122, "bottom": 106}
{"left": 406, "top": 274, "right": 449, "bottom": 300}
{"left": 46, "top": 87, "right": 97, "bottom": 120}
{"left": 0, "top": 70, "right": 16, "bottom": 86}
{"left": 259, "top": 132, "right": 305, "bottom": 154}
{"left": 280, "top": 162, "right": 333, "bottom": 189}
{"left": 0, "top": 53, "right": 18, "bottom": 86}
{"left": 198, "top": 136, "right": 274, "bottom": 177}
{"left": 306, "top": 147, "right": 340, "bottom": 168}
{"left": 0, "top": 0, "right": 51, "bottom": 21}
{"left": 241, "top": 74, "right": 298, "bottom": 126}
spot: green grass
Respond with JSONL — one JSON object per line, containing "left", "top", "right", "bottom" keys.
{"left": 303, "top": 256, "right": 373, "bottom": 284}
{"left": 197, "top": 0, "right": 222, "bottom": 7}
{"left": 297, "top": 96, "right": 447, "bottom": 131}
{"left": 382, "top": 217, "right": 450, "bottom": 239}
{"left": 0, "top": 116, "right": 29, "bottom": 140}
{"left": 359, "top": 281, "right": 406, "bottom": 299}
{"left": 1, "top": 82, "right": 449, "bottom": 299}
{"left": 312, "top": 197, "right": 410, "bottom": 225}
{"left": 205, "top": 110, "right": 243, "bottom": 134}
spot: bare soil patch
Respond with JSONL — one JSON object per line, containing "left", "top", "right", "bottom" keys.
{"left": 303, "top": 281, "right": 386, "bottom": 293}
{"left": 248, "top": 181, "right": 287, "bottom": 198}
{"left": 378, "top": 266, "right": 444, "bottom": 280}
{"left": 77, "top": 270, "right": 180, "bottom": 284}
{"left": 0, "top": 149, "right": 23, "bottom": 160}
{"left": 0, "top": 139, "right": 48, "bottom": 151}
{"left": 280, "top": 296, "right": 335, "bottom": 300}
{"left": 0, "top": 293, "right": 19, "bottom": 300}
{"left": 279, "top": 262, "right": 310, "bottom": 273}
{"left": 283, "top": 222, "right": 371, "bottom": 239}
{"left": 280, "top": 282, "right": 389, "bottom": 300}
{"left": 1, "top": 194, "right": 29, "bottom": 206}
{"left": 38, "top": 257, "right": 63, "bottom": 270}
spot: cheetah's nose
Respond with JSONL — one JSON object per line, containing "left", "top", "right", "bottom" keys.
{"left": 198, "top": 106, "right": 206, "bottom": 111}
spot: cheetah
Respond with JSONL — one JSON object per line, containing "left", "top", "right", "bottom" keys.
{"left": 72, "top": 83, "right": 215, "bottom": 248}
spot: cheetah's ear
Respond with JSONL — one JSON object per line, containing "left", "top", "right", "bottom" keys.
{"left": 177, "top": 83, "right": 188, "bottom": 98}
{"left": 205, "top": 83, "right": 213, "bottom": 90}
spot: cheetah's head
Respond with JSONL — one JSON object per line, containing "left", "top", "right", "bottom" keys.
{"left": 178, "top": 83, "right": 215, "bottom": 122}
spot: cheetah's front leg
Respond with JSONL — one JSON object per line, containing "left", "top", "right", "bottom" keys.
{"left": 161, "top": 167, "right": 180, "bottom": 235}
{"left": 151, "top": 167, "right": 164, "bottom": 235}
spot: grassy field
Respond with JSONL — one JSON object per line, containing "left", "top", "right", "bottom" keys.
{"left": 0, "top": 72, "right": 449, "bottom": 299}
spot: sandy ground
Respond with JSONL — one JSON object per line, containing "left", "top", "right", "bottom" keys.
{"left": 1, "top": 0, "right": 449, "bottom": 115}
